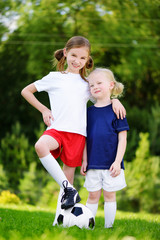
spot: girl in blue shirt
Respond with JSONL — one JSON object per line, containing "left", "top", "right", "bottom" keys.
{"left": 81, "top": 68, "right": 129, "bottom": 228}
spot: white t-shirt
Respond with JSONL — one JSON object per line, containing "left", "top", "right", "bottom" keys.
{"left": 34, "top": 71, "right": 90, "bottom": 136}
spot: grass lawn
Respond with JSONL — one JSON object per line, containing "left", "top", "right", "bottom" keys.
{"left": 0, "top": 204, "right": 160, "bottom": 240}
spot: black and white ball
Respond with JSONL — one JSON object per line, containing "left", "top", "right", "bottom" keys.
{"left": 57, "top": 203, "right": 95, "bottom": 229}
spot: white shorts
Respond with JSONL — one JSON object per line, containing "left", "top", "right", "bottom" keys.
{"left": 84, "top": 169, "right": 127, "bottom": 192}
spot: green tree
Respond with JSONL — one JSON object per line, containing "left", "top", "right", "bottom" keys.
{"left": 19, "top": 162, "right": 41, "bottom": 204}
{"left": 149, "top": 103, "right": 160, "bottom": 155}
{"left": 39, "top": 179, "right": 59, "bottom": 208}
{"left": 0, "top": 0, "right": 160, "bottom": 175}
{"left": 0, "top": 122, "right": 37, "bottom": 190}
{"left": 0, "top": 164, "right": 9, "bottom": 192}
{"left": 121, "top": 133, "right": 160, "bottom": 213}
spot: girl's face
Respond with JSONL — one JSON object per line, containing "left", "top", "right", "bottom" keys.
{"left": 64, "top": 47, "right": 89, "bottom": 74}
{"left": 89, "top": 72, "right": 114, "bottom": 100}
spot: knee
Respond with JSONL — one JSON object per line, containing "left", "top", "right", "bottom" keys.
{"left": 88, "top": 190, "right": 101, "bottom": 203}
{"left": 103, "top": 191, "right": 116, "bottom": 202}
{"left": 35, "top": 140, "right": 47, "bottom": 157}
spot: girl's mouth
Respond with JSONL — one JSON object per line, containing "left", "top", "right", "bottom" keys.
{"left": 94, "top": 90, "right": 101, "bottom": 94}
{"left": 72, "top": 63, "right": 80, "bottom": 68}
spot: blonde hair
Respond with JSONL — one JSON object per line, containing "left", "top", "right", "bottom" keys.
{"left": 89, "top": 68, "right": 124, "bottom": 98}
{"left": 53, "top": 36, "right": 94, "bottom": 81}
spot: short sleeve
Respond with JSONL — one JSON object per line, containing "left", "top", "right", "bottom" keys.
{"left": 113, "top": 117, "right": 130, "bottom": 133}
{"left": 34, "top": 72, "right": 53, "bottom": 92}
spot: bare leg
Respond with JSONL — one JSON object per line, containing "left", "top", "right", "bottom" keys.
{"left": 63, "top": 164, "right": 76, "bottom": 185}
{"left": 35, "top": 135, "right": 59, "bottom": 158}
{"left": 35, "top": 135, "right": 73, "bottom": 188}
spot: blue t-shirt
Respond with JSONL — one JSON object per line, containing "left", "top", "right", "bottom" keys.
{"left": 87, "top": 104, "right": 129, "bottom": 170}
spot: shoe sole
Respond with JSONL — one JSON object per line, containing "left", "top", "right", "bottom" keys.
{"left": 61, "top": 193, "right": 81, "bottom": 210}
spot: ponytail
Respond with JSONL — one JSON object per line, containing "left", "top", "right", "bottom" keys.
{"left": 112, "top": 81, "right": 124, "bottom": 98}
{"left": 53, "top": 49, "right": 66, "bottom": 71}
{"left": 54, "top": 49, "right": 64, "bottom": 61}
{"left": 86, "top": 56, "right": 94, "bottom": 69}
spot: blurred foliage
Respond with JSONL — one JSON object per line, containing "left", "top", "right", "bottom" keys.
{"left": 0, "top": 122, "right": 37, "bottom": 190}
{"left": 38, "top": 179, "right": 60, "bottom": 208}
{"left": 0, "top": 190, "right": 20, "bottom": 204}
{"left": 0, "top": 165, "right": 9, "bottom": 191}
{"left": 0, "top": 0, "right": 160, "bottom": 213}
{"left": 0, "top": 0, "right": 160, "bottom": 141}
{"left": 118, "top": 132, "right": 160, "bottom": 213}
{"left": 19, "top": 162, "right": 41, "bottom": 204}
{"left": 149, "top": 103, "right": 160, "bottom": 155}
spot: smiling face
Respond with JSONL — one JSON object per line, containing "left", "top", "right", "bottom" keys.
{"left": 88, "top": 71, "right": 114, "bottom": 100}
{"left": 64, "top": 47, "right": 89, "bottom": 74}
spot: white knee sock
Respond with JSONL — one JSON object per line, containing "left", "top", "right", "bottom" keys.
{"left": 86, "top": 202, "right": 98, "bottom": 217}
{"left": 53, "top": 187, "right": 63, "bottom": 226}
{"left": 39, "top": 153, "right": 73, "bottom": 189}
{"left": 104, "top": 201, "right": 117, "bottom": 228}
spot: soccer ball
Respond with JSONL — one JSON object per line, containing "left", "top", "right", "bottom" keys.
{"left": 57, "top": 203, "right": 95, "bottom": 229}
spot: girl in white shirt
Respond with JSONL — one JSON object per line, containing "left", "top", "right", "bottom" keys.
{"left": 21, "top": 36, "right": 125, "bottom": 225}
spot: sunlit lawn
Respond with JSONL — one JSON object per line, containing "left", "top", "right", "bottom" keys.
{"left": 0, "top": 204, "right": 160, "bottom": 240}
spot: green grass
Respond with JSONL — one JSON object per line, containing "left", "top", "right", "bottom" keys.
{"left": 0, "top": 204, "right": 160, "bottom": 240}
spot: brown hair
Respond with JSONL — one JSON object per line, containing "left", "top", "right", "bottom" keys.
{"left": 54, "top": 36, "right": 94, "bottom": 81}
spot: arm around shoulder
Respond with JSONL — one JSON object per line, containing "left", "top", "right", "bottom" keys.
{"left": 111, "top": 99, "right": 126, "bottom": 119}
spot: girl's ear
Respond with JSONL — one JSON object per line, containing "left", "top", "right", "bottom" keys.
{"left": 63, "top": 48, "right": 67, "bottom": 57}
{"left": 110, "top": 81, "right": 115, "bottom": 89}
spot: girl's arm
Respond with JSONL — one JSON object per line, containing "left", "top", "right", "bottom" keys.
{"left": 111, "top": 99, "right": 126, "bottom": 119}
{"left": 109, "top": 130, "right": 127, "bottom": 177}
{"left": 80, "top": 141, "right": 88, "bottom": 176}
{"left": 21, "top": 83, "right": 54, "bottom": 127}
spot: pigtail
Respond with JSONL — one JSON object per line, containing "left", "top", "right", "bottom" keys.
{"left": 79, "top": 56, "right": 94, "bottom": 82}
{"left": 86, "top": 56, "right": 94, "bottom": 69}
{"left": 54, "top": 49, "right": 64, "bottom": 61}
{"left": 53, "top": 49, "right": 66, "bottom": 71}
{"left": 112, "top": 81, "right": 124, "bottom": 98}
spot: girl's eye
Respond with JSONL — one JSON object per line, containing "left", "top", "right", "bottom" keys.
{"left": 98, "top": 82, "right": 102, "bottom": 84}
{"left": 90, "top": 85, "right": 94, "bottom": 88}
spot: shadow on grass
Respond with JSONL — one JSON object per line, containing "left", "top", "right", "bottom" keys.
{"left": 0, "top": 207, "right": 159, "bottom": 240}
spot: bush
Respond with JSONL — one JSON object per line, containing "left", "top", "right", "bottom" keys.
{"left": 118, "top": 132, "right": 160, "bottom": 213}
{"left": 0, "top": 122, "right": 37, "bottom": 190}
{"left": 38, "top": 179, "right": 60, "bottom": 208}
{"left": 19, "top": 162, "right": 41, "bottom": 205}
{"left": 123, "top": 104, "right": 149, "bottom": 162}
{"left": 149, "top": 103, "right": 160, "bottom": 155}
{"left": 0, "top": 190, "right": 20, "bottom": 204}
{"left": 0, "top": 164, "right": 9, "bottom": 191}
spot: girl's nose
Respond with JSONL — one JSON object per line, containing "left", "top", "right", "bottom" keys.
{"left": 74, "top": 58, "right": 80, "bottom": 64}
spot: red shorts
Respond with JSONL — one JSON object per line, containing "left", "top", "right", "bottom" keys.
{"left": 42, "top": 129, "right": 86, "bottom": 167}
